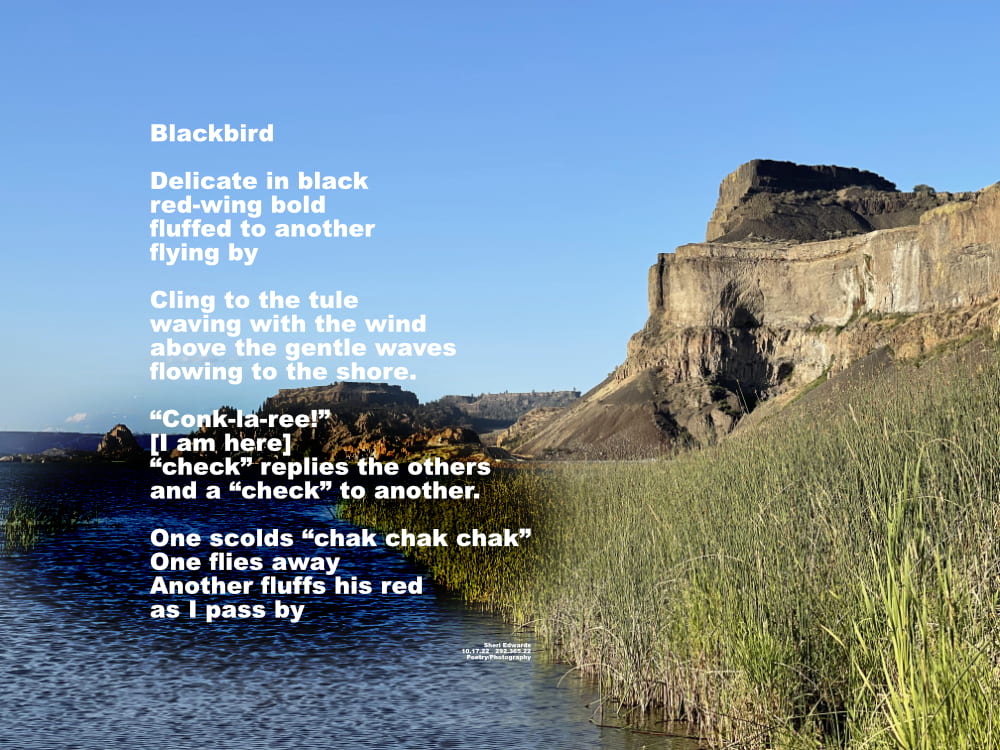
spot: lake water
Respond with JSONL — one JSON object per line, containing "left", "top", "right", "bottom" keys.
{"left": 0, "top": 464, "right": 696, "bottom": 749}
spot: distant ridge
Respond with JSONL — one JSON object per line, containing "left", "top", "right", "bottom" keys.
{"left": 0, "top": 431, "right": 177, "bottom": 457}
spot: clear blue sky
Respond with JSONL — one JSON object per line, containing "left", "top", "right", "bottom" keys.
{"left": 2, "top": 1, "right": 998, "bottom": 433}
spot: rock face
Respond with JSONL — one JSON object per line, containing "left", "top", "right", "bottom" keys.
{"left": 182, "top": 385, "right": 445, "bottom": 463}
{"left": 263, "top": 382, "right": 418, "bottom": 414}
{"left": 706, "top": 159, "right": 969, "bottom": 243}
{"left": 520, "top": 162, "right": 1000, "bottom": 457}
{"left": 177, "top": 385, "right": 573, "bottom": 463}
{"left": 97, "top": 424, "right": 144, "bottom": 461}
{"left": 430, "top": 390, "right": 580, "bottom": 434}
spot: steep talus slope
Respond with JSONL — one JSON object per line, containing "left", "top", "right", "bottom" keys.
{"left": 425, "top": 390, "right": 580, "bottom": 434}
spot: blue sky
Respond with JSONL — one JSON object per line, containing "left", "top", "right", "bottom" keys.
{"left": 2, "top": 1, "right": 998, "bottom": 432}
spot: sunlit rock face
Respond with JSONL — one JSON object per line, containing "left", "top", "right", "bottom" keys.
{"left": 519, "top": 163, "right": 1000, "bottom": 458}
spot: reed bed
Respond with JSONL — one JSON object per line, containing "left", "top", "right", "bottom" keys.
{"left": 343, "top": 344, "right": 1000, "bottom": 748}
{"left": 341, "top": 469, "right": 553, "bottom": 618}
{"left": 0, "top": 494, "right": 97, "bottom": 551}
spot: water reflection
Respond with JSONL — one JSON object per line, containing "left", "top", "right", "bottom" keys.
{"left": 0, "top": 464, "right": 697, "bottom": 749}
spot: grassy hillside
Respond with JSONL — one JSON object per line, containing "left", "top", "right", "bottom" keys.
{"left": 343, "top": 335, "right": 1000, "bottom": 748}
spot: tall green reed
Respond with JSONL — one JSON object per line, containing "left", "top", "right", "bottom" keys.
{"left": 341, "top": 343, "right": 1000, "bottom": 748}
{"left": 1, "top": 493, "right": 97, "bottom": 551}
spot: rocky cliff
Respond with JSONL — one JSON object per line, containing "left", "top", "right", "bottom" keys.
{"left": 97, "top": 424, "right": 145, "bottom": 461}
{"left": 431, "top": 390, "right": 580, "bottom": 435}
{"left": 193, "top": 384, "right": 480, "bottom": 463}
{"left": 176, "top": 385, "right": 578, "bottom": 463}
{"left": 705, "top": 159, "right": 970, "bottom": 243}
{"left": 262, "top": 382, "right": 418, "bottom": 415}
{"left": 520, "top": 161, "right": 1000, "bottom": 457}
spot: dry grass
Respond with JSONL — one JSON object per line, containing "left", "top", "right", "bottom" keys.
{"left": 343, "top": 341, "right": 1000, "bottom": 748}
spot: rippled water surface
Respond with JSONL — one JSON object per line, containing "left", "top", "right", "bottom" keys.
{"left": 0, "top": 464, "right": 696, "bottom": 749}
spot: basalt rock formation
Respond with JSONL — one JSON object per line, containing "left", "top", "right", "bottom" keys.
{"left": 97, "top": 424, "right": 145, "bottom": 462}
{"left": 177, "top": 385, "right": 576, "bottom": 463}
{"left": 183, "top": 384, "right": 474, "bottom": 463}
{"left": 431, "top": 390, "right": 579, "bottom": 434}
{"left": 706, "top": 159, "right": 970, "bottom": 243}
{"left": 519, "top": 160, "right": 1000, "bottom": 457}
{"left": 262, "top": 382, "right": 419, "bottom": 415}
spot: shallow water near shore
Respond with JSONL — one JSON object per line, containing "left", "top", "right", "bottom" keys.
{"left": 0, "top": 464, "right": 697, "bottom": 749}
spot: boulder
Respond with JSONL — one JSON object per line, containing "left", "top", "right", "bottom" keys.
{"left": 97, "top": 424, "right": 144, "bottom": 461}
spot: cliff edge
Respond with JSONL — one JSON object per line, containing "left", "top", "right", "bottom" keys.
{"left": 520, "top": 161, "right": 1000, "bottom": 457}
{"left": 705, "top": 159, "right": 969, "bottom": 243}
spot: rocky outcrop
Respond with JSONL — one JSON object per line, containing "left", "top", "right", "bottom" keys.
{"left": 97, "top": 424, "right": 144, "bottom": 461}
{"left": 519, "top": 162, "right": 1000, "bottom": 458}
{"left": 177, "top": 384, "right": 540, "bottom": 463}
{"left": 262, "top": 382, "right": 418, "bottom": 415}
{"left": 427, "top": 390, "right": 580, "bottom": 434}
{"left": 706, "top": 159, "right": 970, "bottom": 243}
{"left": 0, "top": 427, "right": 153, "bottom": 463}
{"left": 308, "top": 422, "right": 506, "bottom": 464}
